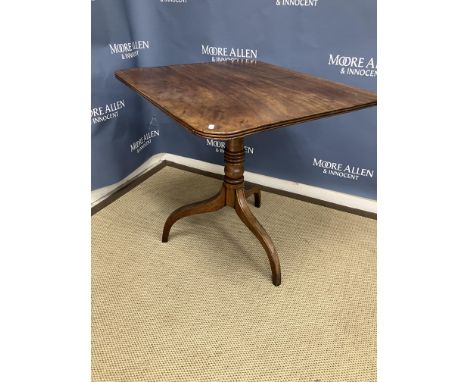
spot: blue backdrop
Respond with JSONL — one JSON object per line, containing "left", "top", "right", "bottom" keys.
{"left": 92, "top": 0, "right": 377, "bottom": 199}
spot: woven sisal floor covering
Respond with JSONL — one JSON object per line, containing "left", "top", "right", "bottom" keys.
{"left": 92, "top": 166, "right": 376, "bottom": 382}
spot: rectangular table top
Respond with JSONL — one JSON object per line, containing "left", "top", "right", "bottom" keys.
{"left": 115, "top": 61, "right": 377, "bottom": 139}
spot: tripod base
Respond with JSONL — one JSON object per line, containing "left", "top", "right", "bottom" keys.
{"left": 162, "top": 138, "right": 281, "bottom": 286}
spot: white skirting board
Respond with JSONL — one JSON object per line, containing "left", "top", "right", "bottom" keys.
{"left": 91, "top": 153, "right": 165, "bottom": 208}
{"left": 91, "top": 153, "right": 377, "bottom": 214}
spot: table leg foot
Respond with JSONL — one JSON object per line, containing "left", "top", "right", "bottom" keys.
{"left": 234, "top": 188, "right": 281, "bottom": 286}
{"left": 162, "top": 187, "right": 225, "bottom": 242}
{"left": 245, "top": 186, "right": 261, "bottom": 208}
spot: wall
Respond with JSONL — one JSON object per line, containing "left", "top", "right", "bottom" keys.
{"left": 92, "top": 0, "right": 377, "bottom": 200}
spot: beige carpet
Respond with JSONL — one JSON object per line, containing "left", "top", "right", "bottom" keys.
{"left": 92, "top": 166, "right": 376, "bottom": 382}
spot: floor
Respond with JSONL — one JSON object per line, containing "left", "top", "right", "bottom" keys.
{"left": 92, "top": 166, "right": 376, "bottom": 382}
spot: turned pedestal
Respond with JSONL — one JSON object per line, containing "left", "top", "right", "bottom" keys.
{"left": 162, "top": 138, "right": 282, "bottom": 286}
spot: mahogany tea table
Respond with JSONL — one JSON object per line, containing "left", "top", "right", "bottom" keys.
{"left": 115, "top": 61, "right": 377, "bottom": 286}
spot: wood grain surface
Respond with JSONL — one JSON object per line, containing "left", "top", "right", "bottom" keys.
{"left": 115, "top": 61, "right": 377, "bottom": 139}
